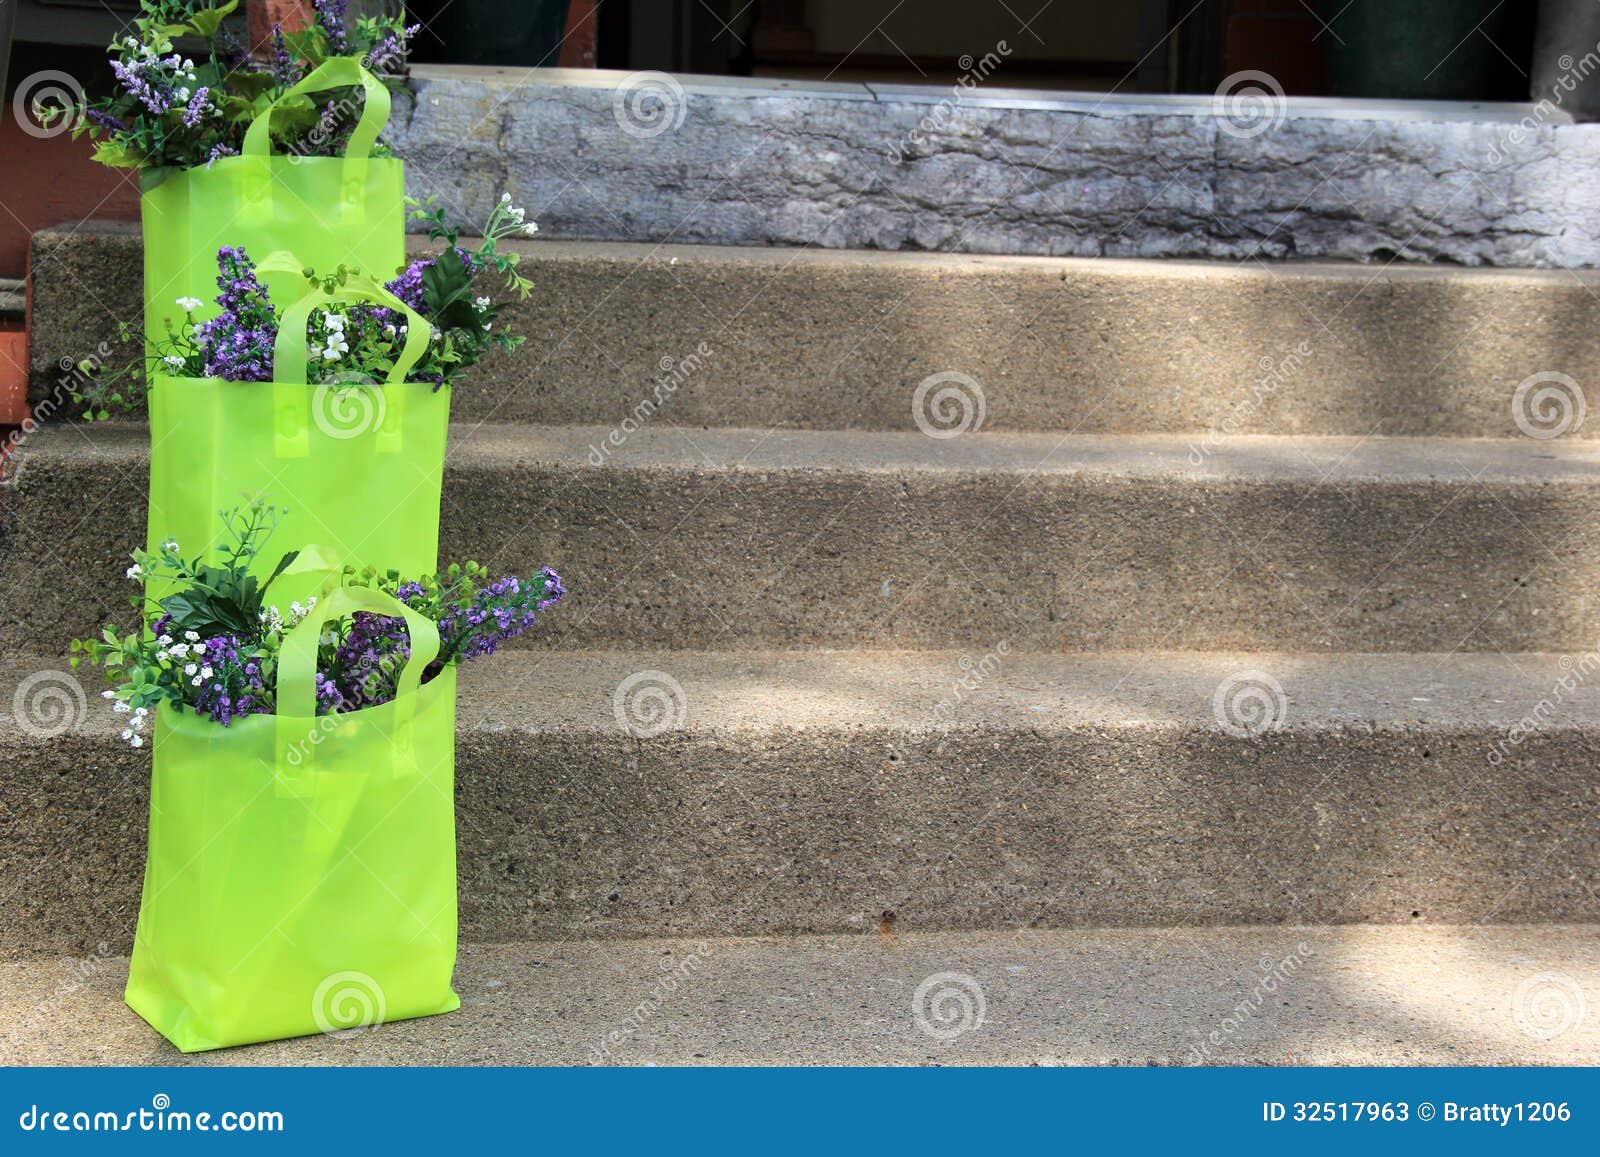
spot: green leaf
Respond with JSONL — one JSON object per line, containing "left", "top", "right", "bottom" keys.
{"left": 91, "top": 139, "right": 147, "bottom": 168}
{"left": 181, "top": 1, "right": 239, "bottom": 42}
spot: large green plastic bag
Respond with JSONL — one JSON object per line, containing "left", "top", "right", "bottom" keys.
{"left": 145, "top": 259, "right": 448, "bottom": 607}
{"left": 141, "top": 58, "right": 404, "bottom": 345}
{"left": 124, "top": 583, "right": 460, "bottom": 1052}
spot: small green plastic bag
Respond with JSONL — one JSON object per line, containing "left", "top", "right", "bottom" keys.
{"left": 145, "top": 257, "right": 449, "bottom": 606}
{"left": 124, "top": 582, "right": 460, "bottom": 1053}
{"left": 141, "top": 58, "right": 405, "bottom": 344}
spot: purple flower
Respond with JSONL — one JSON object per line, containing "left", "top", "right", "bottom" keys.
{"left": 271, "top": 24, "right": 299, "bottom": 88}
{"left": 315, "top": 0, "right": 350, "bottom": 53}
{"left": 199, "top": 247, "right": 277, "bottom": 382}
{"left": 86, "top": 108, "right": 127, "bottom": 133}
{"left": 364, "top": 24, "right": 419, "bottom": 74}
{"left": 181, "top": 86, "right": 210, "bottom": 128}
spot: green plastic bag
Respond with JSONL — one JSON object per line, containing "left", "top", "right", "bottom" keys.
{"left": 124, "top": 581, "right": 460, "bottom": 1052}
{"left": 145, "top": 257, "right": 449, "bottom": 607}
{"left": 141, "top": 58, "right": 405, "bottom": 345}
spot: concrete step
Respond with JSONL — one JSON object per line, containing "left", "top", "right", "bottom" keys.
{"left": 4, "top": 651, "right": 1597, "bottom": 955}
{"left": 30, "top": 225, "right": 1600, "bottom": 437}
{"left": 4, "top": 925, "right": 1598, "bottom": 1065}
{"left": 5, "top": 423, "right": 1600, "bottom": 656}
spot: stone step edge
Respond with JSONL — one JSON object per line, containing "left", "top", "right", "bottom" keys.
{"left": 4, "top": 924, "right": 1598, "bottom": 1065}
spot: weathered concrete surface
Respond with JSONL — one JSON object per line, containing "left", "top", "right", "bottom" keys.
{"left": 3, "top": 926, "right": 1597, "bottom": 1065}
{"left": 29, "top": 226, "right": 1600, "bottom": 436}
{"left": 4, "top": 651, "right": 1597, "bottom": 953}
{"left": 393, "top": 67, "right": 1600, "bottom": 267}
{"left": 5, "top": 423, "right": 1600, "bottom": 655}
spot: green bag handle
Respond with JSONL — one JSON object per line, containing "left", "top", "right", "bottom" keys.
{"left": 255, "top": 250, "right": 430, "bottom": 458}
{"left": 276, "top": 583, "right": 441, "bottom": 721}
{"left": 241, "top": 57, "right": 390, "bottom": 161}
{"left": 257, "top": 251, "right": 430, "bottom": 386}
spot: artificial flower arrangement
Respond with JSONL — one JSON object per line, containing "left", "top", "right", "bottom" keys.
{"left": 72, "top": 195, "right": 536, "bottom": 416}
{"left": 70, "top": 502, "right": 565, "bottom": 745}
{"left": 55, "top": 0, "right": 417, "bottom": 171}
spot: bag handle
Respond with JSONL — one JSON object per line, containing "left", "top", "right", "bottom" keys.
{"left": 256, "top": 251, "right": 430, "bottom": 386}
{"left": 275, "top": 583, "right": 441, "bottom": 722}
{"left": 241, "top": 57, "right": 390, "bottom": 161}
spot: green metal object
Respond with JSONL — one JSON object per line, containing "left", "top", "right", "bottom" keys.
{"left": 1324, "top": 0, "right": 1517, "bottom": 100}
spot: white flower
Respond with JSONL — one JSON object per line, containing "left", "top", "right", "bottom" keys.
{"left": 522, "top": 222, "right": 539, "bottom": 236}
{"left": 183, "top": 630, "right": 200, "bottom": 642}
{"left": 162, "top": 355, "right": 185, "bottom": 368}
{"left": 101, "top": 690, "right": 116, "bottom": 700}
{"left": 430, "top": 326, "right": 442, "bottom": 342}
{"left": 125, "top": 563, "right": 143, "bottom": 580}
{"left": 200, "top": 666, "right": 213, "bottom": 679}
{"left": 483, "top": 322, "right": 493, "bottom": 332}
{"left": 190, "top": 676, "right": 202, "bottom": 687}
{"left": 120, "top": 728, "right": 133, "bottom": 741}
{"left": 383, "top": 324, "right": 396, "bottom": 338}
{"left": 474, "top": 296, "right": 491, "bottom": 309}
{"left": 183, "top": 663, "right": 198, "bottom": 676}
{"left": 157, "top": 635, "right": 173, "bottom": 646}
{"left": 190, "top": 324, "right": 204, "bottom": 338}
{"left": 131, "top": 735, "right": 144, "bottom": 747}
{"left": 168, "top": 642, "right": 189, "bottom": 659}
{"left": 290, "top": 601, "right": 305, "bottom": 617}
{"left": 398, "top": 324, "right": 408, "bottom": 334}
{"left": 509, "top": 206, "right": 525, "bottom": 223}
{"left": 500, "top": 192, "right": 512, "bottom": 203}
{"left": 161, "top": 538, "right": 178, "bottom": 552}
{"left": 113, "top": 701, "right": 130, "bottom": 713}
{"left": 176, "top": 296, "right": 202, "bottom": 312}
{"left": 175, "top": 87, "right": 190, "bottom": 102}
{"left": 323, "top": 311, "right": 346, "bottom": 331}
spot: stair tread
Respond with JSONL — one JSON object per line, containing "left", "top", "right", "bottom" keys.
{"left": 4, "top": 925, "right": 1597, "bottom": 1065}
{"left": 7, "top": 650, "right": 1599, "bottom": 738}
{"left": 14, "top": 422, "right": 1600, "bottom": 483}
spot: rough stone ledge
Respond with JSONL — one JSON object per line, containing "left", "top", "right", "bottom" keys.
{"left": 393, "top": 66, "right": 1600, "bottom": 267}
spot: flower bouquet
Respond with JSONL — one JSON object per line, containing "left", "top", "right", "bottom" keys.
{"left": 65, "top": 1, "right": 423, "bottom": 359}
{"left": 73, "top": 195, "right": 535, "bottom": 595}
{"left": 73, "top": 503, "right": 565, "bottom": 1051}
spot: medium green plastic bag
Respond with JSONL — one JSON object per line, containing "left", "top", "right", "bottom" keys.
{"left": 124, "top": 582, "right": 460, "bottom": 1053}
{"left": 141, "top": 58, "right": 405, "bottom": 345}
{"left": 145, "top": 258, "right": 449, "bottom": 606}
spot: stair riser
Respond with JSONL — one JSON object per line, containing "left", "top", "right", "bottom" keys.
{"left": 30, "top": 229, "right": 1600, "bottom": 437}
{"left": 5, "top": 725, "right": 1596, "bottom": 956}
{"left": 5, "top": 444, "right": 1599, "bottom": 655}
